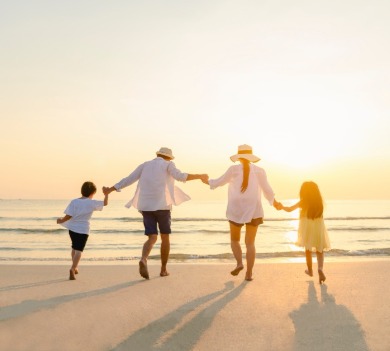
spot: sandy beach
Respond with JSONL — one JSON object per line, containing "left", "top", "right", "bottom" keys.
{"left": 1, "top": 261, "right": 389, "bottom": 351}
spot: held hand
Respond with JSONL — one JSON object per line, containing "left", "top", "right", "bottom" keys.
{"left": 102, "top": 186, "right": 110, "bottom": 195}
{"left": 273, "top": 200, "right": 283, "bottom": 210}
{"left": 200, "top": 174, "right": 209, "bottom": 185}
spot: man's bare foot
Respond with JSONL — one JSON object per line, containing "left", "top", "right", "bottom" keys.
{"left": 139, "top": 260, "right": 149, "bottom": 280}
{"left": 75, "top": 268, "right": 79, "bottom": 275}
{"left": 160, "top": 271, "right": 170, "bottom": 277}
{"left": 231, "top": 265, "right": 244, "bottom": 276}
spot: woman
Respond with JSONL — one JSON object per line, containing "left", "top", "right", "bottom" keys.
{"left": 206, "top": 145, "right": 280, "bottom": 281}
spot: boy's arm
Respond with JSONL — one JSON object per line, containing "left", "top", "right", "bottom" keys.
{"left": 103, "top": 193, "right": 109, "bottom": 206}
{"left": 103, "top": 186, "right": 115, "bottom": 195}
{"left": 57, "top": 215, "right": 72, "bottom": 224}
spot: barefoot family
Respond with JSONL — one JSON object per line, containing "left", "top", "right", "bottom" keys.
{"left": 57, "top": 145, "right": 330, "bottom": 283}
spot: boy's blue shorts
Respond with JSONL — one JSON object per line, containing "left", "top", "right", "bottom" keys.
{"left": 141, "top": 210, "right": 171, "bottom": 235}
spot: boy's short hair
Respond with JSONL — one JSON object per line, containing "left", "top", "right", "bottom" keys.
{"left": 81, "top": 181, "right": 97, "bottom": 197}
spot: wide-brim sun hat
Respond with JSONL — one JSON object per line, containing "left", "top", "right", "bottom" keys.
{"left": 156, "top": 147, "right": 175, "bottom": 160}
{"left": 230, "top": 144, "right": 260, "bottom": 163}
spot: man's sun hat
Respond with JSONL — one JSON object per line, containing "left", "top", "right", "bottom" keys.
{"left": 156, "top": 147, "right": 174, "bottom": 160}
{"left": 230, "top": 144, "right": 260, "bottom": 163}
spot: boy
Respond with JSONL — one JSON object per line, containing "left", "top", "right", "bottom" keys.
{"left": 57, "top": 181, "right": 109, "bottom": 280}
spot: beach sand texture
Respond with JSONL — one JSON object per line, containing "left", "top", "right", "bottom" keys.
{"left": 1, "top": 261, "right": 389, "bottom": 351}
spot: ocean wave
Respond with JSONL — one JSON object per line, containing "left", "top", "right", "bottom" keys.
{"left": 0, "top": 228, "right": 65, "bottom": 234}
{"left": 1, "top": 248, "right": 389, "bottom": 262}
{"left": 328, "top": 227, "right": 390, "bottom": 232}
{"left": 1, "top": 226, "right": 389, "bottom": 235}
{"left": 1, "top": 216, "right": 390, "bottom": 222}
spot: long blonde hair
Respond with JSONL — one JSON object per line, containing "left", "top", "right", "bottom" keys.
{"left": 240, "top": 158, "right": 250, "bottom": 193}
{"left": 299, "top": 181, "right": 324, "bottom": 219}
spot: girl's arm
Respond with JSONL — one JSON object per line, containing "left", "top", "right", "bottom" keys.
{"left": 281, "top": 201, "right": 300, "bottom": 212}
{"left": 57, "top": 215, "right": 72, "bottom": 224}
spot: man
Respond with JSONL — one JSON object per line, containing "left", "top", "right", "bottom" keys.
{"left": 103, "top": 147, "right": 207, "bottom": 279}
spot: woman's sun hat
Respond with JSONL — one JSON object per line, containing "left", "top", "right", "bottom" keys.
{"left": 230, "top": 144, "right": 260, "bottom": 163}
{"left": 156, "top": 147, "right": 175, "bottom": 160}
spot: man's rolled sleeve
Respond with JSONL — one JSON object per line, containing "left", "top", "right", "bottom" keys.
{"left": 168, "top": 162, "right": 188, "bottom": 182}
{"left": 114, "top": 164, "right": 144, "bottom": 191}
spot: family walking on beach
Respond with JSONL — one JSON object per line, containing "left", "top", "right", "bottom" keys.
{"left": 57, "top": 145, "right": 331, "bottom": 284}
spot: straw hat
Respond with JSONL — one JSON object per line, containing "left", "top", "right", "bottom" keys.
{"left": 230, "top": 144, "right": 260, "bottom": 163}
{"left": 156, "top": 147, "right": 174, "bottom": 160}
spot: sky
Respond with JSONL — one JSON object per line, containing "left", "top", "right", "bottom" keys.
{"left": 1, "top": 0, "right": 389, "bottom": 201}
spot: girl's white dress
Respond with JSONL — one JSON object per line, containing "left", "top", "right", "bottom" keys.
{"left": 296, "top": 214, "right": 331, "bottom": 252}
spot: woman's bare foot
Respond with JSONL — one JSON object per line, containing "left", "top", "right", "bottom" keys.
{"left": 231, "top": 265, "right": 244, "bottom": 276}
{"left": 75, "top": 268, "right": 79, "bottom": 275}
{"left": 305, "top": 269, "right": 313, "bottom": 277}
{"left": 244, "top": 270, "right": 254, "bottom": 281}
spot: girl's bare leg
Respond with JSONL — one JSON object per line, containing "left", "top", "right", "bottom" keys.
{"left": 305, "top": 250, "right": 313, "bottom": 276}
{"left": 316, "top": 251, "right": 326, "bottom": 284}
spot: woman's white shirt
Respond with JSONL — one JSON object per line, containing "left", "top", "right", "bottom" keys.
{"left": 209, "top": 164, "right": 275, "bottom": 223}
{"left": 61, "top": 198, "right": 104, "bottom": 234}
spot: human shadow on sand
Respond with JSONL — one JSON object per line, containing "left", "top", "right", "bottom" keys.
{"left": 0, "top": 280, "right": 142, "bottom": 321}
{"left": 111, "top": 281, "right": 246, "bottom": 351}
{"left": 290, "top": 282, "right": 369, "bottom": 351}
{"left": 0, "top": 278, "right": 67, "bottom": 292}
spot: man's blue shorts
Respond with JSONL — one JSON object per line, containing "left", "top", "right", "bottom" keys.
{"left": 141, "top": 210, "right": 172, "bottom": 235}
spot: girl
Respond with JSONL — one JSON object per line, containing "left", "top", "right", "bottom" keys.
{"left": 57, "top": 181, "right": 109, "bottom": 280}
{"left": 205, "top": 144, "right": 280, "bottom": 281}
{"left": 279, "top": 181, "right": 330, "bottom": 284}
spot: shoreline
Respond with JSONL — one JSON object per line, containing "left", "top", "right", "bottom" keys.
{"left": 1, "top": 255, "right": 389, "bottom": 265}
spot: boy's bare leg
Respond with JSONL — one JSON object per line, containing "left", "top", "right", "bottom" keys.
{"left": 70, "top": 250, "right": 82, "bottom": 280}
{"left": 71, "top": 249, "right": 78, "bottom": 274}
{"left": 160, "top": 234, "right": 170, "bottom": 276}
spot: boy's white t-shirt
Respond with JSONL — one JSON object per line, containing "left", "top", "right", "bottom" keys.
{"left": 61, "top": 198, "right": 104, "bottom": 234}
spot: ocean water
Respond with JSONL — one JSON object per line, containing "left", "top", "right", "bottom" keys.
{"left": 0, "top": 199, "right": 389, "bottom": 264}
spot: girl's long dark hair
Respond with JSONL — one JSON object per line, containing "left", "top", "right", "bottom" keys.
{"left": 299, "top": 181, "right": 324, "bottom": 219}
{"left": 240, "top": 158, "right": 250, "bottom": 193}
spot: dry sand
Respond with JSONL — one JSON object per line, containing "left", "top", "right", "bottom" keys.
{"left": 1, "top": 261, "right": 389, "bottom": 351}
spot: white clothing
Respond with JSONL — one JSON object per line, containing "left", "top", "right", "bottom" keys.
{"left": 61, "top": 198, "right": 104, "bottom": 234}
{"left": 209, "top": 164, "right": 275, "bottom": 223}
{"left": 114, "top": 157, "right": 190, "bottom": 211}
